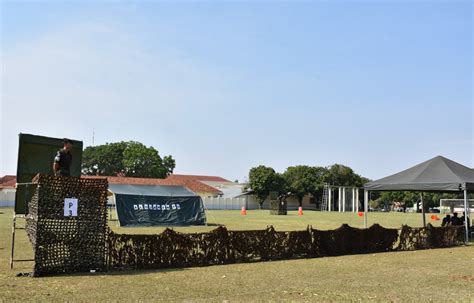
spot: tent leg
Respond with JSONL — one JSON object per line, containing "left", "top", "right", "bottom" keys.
{"left": 364, "top": 190, "right": 368, "bottom": 228}
{"left": 421, "top": 193, "right": 426, "bottom": 227}
{"left": 464, "top": 188, "right": 469, "bottom": 243}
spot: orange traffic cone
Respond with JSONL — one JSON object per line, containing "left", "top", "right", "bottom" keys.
{"left": 298, "top": 206, "right": 303, "bottom": 216}
{"left": 241, "top": 206, "right": 247, "bottom": 216}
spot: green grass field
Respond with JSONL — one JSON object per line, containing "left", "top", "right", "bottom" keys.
{"left": 1, "top": 207, "right": 473, "bottom": 302}
{"left": 108, "top": 208, "right": 444, "bottom": 234}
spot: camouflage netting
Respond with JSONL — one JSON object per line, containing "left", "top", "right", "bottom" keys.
{"left": 25, "top": 175, "right": 465, "bottom": 276}
{"left": 397, "top": 224, "right": 464, "bottom": 250}
{"left": 106, "top": 224, "right": 465, "bottom": 270}
{"left": 26, "top": 174, "right": 108, "bottom": 276}
{"left": 270, "top": 200, "right": 287, "bottom": 215}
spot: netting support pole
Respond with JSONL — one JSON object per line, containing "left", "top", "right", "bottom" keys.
{"left": 464, "top": 186, "right": 469, "bottom": 243}
{"left": 364, "top": 190, "right": 368, "bottom": 228}
{"left": 10, "top": 183, "right": 30, "bottom": 269}
{"left": 10, "top": 213, "right": 16, "bottom": 269}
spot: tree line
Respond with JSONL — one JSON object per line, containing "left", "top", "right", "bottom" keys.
{"left": 81, "top": 141, "right": 461, "bottom": 211}
{"left": 248, "top": 164, "right": 369, "bottom": 208}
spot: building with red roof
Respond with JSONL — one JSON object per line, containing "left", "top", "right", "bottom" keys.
{"left": 1, "top": 173, "right": 233, "bottom": 199}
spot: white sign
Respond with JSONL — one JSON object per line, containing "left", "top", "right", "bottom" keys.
{"left": 64, "top": 198, "right": 78, "bottom": 217}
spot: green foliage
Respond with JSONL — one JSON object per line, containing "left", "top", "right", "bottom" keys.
{"left": 82, "top": 141, "right": 175, "bottom": 178}
{"left": 377, "top": 191, "right": 463, "bottom": 210}
{"left": 323, "top": 164, "right": 367, "bottom": 187}
{"left": 81, "top": 142, "right": 128, "bottom": 176}
{"left": 283, "top": 166, "right": 322, "bottom": 205}
{"left": 247, "top": 163, "right": 371, "bottom": 208}
{"left": 248, "top": 166, "right": 283, "bottom": 208}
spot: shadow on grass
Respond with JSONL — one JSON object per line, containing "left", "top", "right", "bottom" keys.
{"left": 205, "top": 223, "right": 223, "bottom": 227}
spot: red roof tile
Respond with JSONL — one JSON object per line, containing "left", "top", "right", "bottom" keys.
{"left": 166, "top": 174, "right": 231, "bottom": 183}
{"left": 1, "top": 174, "right": 226, "bottom": 194}
{"left": 83, "top": 175, "right": 223, "bottom": 194}
{"left": 0, "top": 175, "right": 16, "bottom": 188}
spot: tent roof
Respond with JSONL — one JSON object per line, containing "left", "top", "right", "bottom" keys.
{"left": 364, "top": 156, "right": 474, "bottom": 192}
{"left": 109, "top": 184, "right": 197, "bottom": 197}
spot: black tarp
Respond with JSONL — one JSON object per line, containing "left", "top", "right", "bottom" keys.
{"left": 15, "top": 133, "right": 83, "bottom": 214}
{"left": 364, "top": 156, "right": 474, "bottom": 192}
{"left": 111, "top": 184, "right": 206, "bottom": 227}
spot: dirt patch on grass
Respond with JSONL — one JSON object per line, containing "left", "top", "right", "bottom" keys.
{"left": 451, "top": 275, "right": 474, "bottom": 282}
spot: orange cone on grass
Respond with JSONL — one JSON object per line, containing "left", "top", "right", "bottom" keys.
{"left": 241, "top": 206, "right": 247, "bottom": 215}
{"left": 298, "top": 206, "right": 303, "bottom": 216}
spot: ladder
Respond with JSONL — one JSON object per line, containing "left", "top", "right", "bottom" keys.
{"left": 321, "top": 183, "right": 329, "bottom": 211}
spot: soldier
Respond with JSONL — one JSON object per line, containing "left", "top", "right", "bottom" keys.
{"left": 53, "top": 139, "right": 73, "bottom": 177}
{"left": 450, "top": 212, "right": 463, "bottom": 226}
{"left": 441, "top": 214, "right": 451, "bottom": 227}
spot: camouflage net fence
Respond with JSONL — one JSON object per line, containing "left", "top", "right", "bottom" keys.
{"left": 25, "top": 175, "right": 465, "bottom": 276}
{"left": 107, "top": 223, "right": 465, "bottom": 270}
{"left": 26, "top": 174, "right": 108, "bottom": 276}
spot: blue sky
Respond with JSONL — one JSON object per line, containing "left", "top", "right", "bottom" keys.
{"left": 1, "top": 1, "right": 472, "bottom": 182}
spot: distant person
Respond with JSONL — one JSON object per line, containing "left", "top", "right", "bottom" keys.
{"left": 460, "top": 212, "right": 470, "bottom": 229}
{"left": 441, "top": 214, "right": 451, "bottom": 227}
{"left": 450, "top": 212, "right": 463, "bottom": 226}
{"left": 53, "top": 139, "right": 73, "bottom": 177}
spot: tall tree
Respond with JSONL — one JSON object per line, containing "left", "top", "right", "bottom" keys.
{"left": 248, "top": 165, "right": 282, "bottom": 209}
{"left": 81, "top": 142, "right": 127, "bottom": 176}
{"left": 283, "top": 166, "right": 322, "bottom": 206}
{"left": 323, "top": 164, "right": 367, "bottom": 187}
{"left": 82, "top": 141, "right": 175, "bottom": 178}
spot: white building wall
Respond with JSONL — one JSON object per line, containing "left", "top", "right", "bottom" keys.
{"left": 0, "top": 188, "right": 16, "bottom": 207}
{"left": 202, "top": 194, "right": 316, "bottom": 210}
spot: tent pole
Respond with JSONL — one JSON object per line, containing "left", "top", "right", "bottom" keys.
{"left": 421, "top": 193, "right": 426, "bottom": 227}
{"left": 464, "top": 187, "right": 469, "bottom": 243}
{"left": 364, "top": 190, "right": 368, "bottom": 228}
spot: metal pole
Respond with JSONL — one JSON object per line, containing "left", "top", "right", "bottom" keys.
{"left": 464, "top": 187, "right": 469, "bottom": 243}
{"left": 11, "top": 183, "right": 30, "bottom": 269}
{"left": 421, "top": 193, "right": 426, "bottom": 227}
{"left": 338, "top": 187, "right": 342, "bottom": 212}
{"left": 10, "top": 212, "right": 16, "bottom": 269}
{"left": 364, "top": 190, "right": 368, "bottom": 228}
